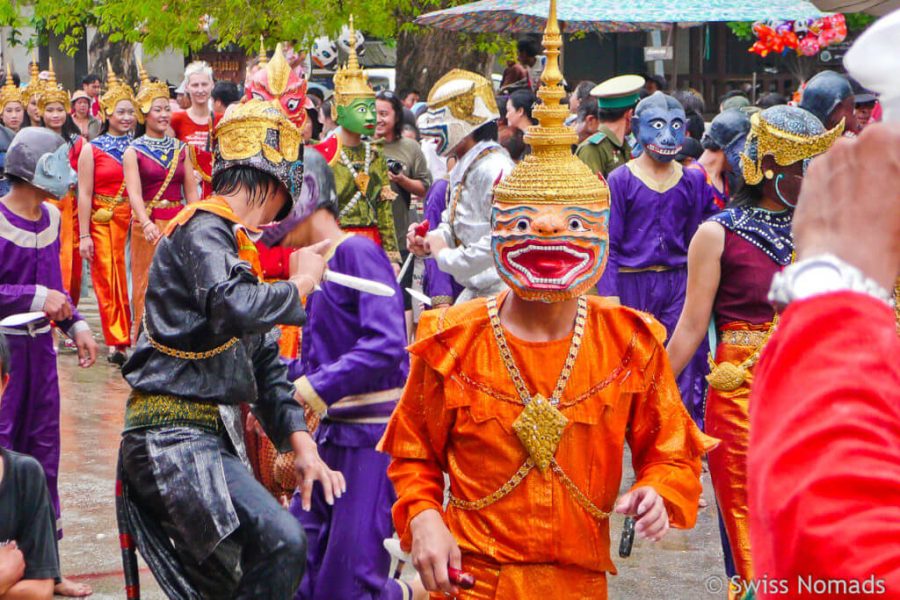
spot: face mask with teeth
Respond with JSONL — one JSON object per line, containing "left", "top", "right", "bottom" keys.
{"left": 634, "top": 91, "right": 686, "bottom": 164}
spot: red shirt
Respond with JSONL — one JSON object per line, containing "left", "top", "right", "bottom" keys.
{"left": 170, "top": 111, "right": 221, "bottom": 195}
{"left": 749, "top": 292, "right": 900, "bottom": 599}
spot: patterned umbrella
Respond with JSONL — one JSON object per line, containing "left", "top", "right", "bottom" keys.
{"left": 415, "top": 0, "right": 827, "bottom": 33}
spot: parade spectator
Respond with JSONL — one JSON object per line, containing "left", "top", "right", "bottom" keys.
{"left": 169, "top": 61, "right": 218, "bottom": 196}
{"left": 672, "top": 89, "right": 706, "bottom": 116}
{"left": 748, "top": 121, "right": 900, "bottom": 600}
{"left": 211, "top": 81, "right": 241, "bottom": 115}
{"left": 575, "top": 75, "right": 641, "bottom": 178}
{"left": 505, "top": 89, "right": 536, "bottom": 135}
{"left": 719, "top": 90, "right": 751, "bottom": 112}
{"left": 643, "top": 74, "right": 667, "bottom": 94}
{"left": 516, "top": 38, "right": 543, "bottom": 91}
{"left": 400, "top": 89, "right": 419, "bottom": 109}
{"left": 318, "top": 100, "right": 337, "bottom": 138}
{"left": 81, "top": 73, "right": 101, "bottom": 118}
{"left": 685, "top": 110, "right": 705, "bottom": 140}
{"left": 799, "top": 70, "right": 860, "bottom": 134}
{"left": 566, "top": 80, "right": 595, "bottom": 125}
{"left": 70, "top": 91, "right": 100, "bottom": 140}
{"left": 756, "top": 92, "right": 788, "bottom": 109}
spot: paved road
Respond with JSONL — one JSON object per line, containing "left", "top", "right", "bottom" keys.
{"left": 55, "top": 294, "right": 728, "bottom": 598}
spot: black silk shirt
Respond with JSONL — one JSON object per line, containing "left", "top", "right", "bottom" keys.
{"left": 123, "top": 211, "right": 307, "bottom": 451}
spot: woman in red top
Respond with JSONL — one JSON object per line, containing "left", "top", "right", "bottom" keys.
{"left": 168, "top": 61, "right": 219, "bottom": 197}
{"left": 124, "top": 62, "right": 199, "bottom": 344}
{"left": 77, "top": 67, "right": 138, "bottom": 366}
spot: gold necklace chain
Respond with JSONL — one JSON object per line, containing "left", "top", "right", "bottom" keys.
{"left": 486, "top": 294, "right": 588, "bottom": 406}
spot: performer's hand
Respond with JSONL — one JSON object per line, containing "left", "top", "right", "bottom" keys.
{"left": 290, "top": 431, "right": 346, "bottom": 511}
{"left": 0, "top": 542, "right": 25, "bottom": 594}
{"left": 615, "top": 486, "right": 670, "bottom": 542}
{"left": 289, "top": 239, "right": 331, "bottom": 295}
{"left": 407, "top": 222, "right": 430, "bottom": 257}
{"left": 73, "top": 329, "right": 98, "bottom": 368}
{"left": 79, "top": 236, "right": 94, "bottom": 260}
{"left": 793, "top": 122, "right": 900, "bottom": 291}
{"left": 141, "top": 221, "right": 162, "bottom": 244}
{"left": 409, "top": 508, "right": 462, "bottom": 596}
{"left": 425, "top": 230, "right": 448, "bottom": 258}
{"left": 43, "top": 290, "right": 73, "bottom": 322}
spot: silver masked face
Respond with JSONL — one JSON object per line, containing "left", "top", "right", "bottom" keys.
{"left": 32, "top": 143, "right": 77, "bottom": 199}
{"left": 417, "top": 106, "right": 475, "bottom": 158}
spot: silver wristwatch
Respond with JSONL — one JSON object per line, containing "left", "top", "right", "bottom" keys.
{"left": 768, "top": 253, "right": 895, "bottom": 310}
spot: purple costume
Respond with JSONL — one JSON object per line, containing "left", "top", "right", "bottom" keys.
{"left": 597, "top": 161, "right": 719, "bottom": 427}
{"left": 0, "top": 201, "right": 88, "bottom": 535}
{"left": 422, "top": 178, "right": 463, "bottom": 305}
{"left": 286, "top": 233, "right": 410, "bottom": 600}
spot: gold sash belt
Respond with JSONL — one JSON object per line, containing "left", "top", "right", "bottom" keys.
{"left": 720, "top": 329, "right": 768, "bottom": 347}
{"left": 619, "top": 265, "right": 673, "bottom": 273}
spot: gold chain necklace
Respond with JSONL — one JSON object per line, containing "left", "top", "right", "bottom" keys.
{"left": 486, "top": 294, "right": 587, "bottom": 472}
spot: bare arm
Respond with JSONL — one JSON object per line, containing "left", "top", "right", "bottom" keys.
{"left": 667, "top": 221, "right": 725, "bottom": 376}
{"left": 0, "top": 578, "right": 54, "bottom": 600}
{"left": 182, "top": 148, "right": 200, "bottom": 203}
{"left": 123, "top": 148, "right": 150, "bottom": 226}
{"left": 76, "top": 142, "right": 94, "bottom": 238}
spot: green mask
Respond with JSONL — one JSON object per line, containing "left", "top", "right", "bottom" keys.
{"left": 336, "top": 98, "right": 376, "bottom": 136}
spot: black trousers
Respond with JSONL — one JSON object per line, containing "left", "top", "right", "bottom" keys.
{"left": 121, "top": 428, "right": 307, "bottom": 599}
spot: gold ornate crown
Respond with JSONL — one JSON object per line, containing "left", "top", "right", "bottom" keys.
{"left": 0, "top": 64, "right": 24, "bottom": 110}
{"left": 742, "top": 108, "right": 844, "bottom": 185}
{"left": 22, "top": 51, "right": 44, "bottom": 106}
{"left": 258, "top": 37, "right": 269, "bottom": 68}
{"left": 427, "top": 69, "right": 499, "bottom": 125}
{"left": 37, "top": 58, "right": 71, "bottom": 113}
{"left": 492, "top": 0, "right": 608, "bottom": 206}
{"left": 216, "top": 99, "right": 301, "bottom": 164}
{"left": 266, "top": 43, "right": 293, "bottom": 96}
{"left": 332, "top": 15, "right": 374, "bottom": 108}
{"left": 135, "top": 59, "right": 170, "bottom": 114}
{"left": 100, "top": 60, "right": 142, "bottom": 123}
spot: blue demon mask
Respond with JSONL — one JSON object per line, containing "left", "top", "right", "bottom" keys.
{"left": 633, "top": 92, "right": 685, "bottom": 163}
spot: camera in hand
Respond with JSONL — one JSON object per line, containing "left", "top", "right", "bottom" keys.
{"left": 387, "top": 158, "right": 404, "bottom": 175}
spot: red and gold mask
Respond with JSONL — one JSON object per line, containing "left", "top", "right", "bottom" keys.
{"left": 245, "top": 42, "right": 308, "bottom": 129}
{"left": 490, "top": 0, "right": 609, "bottom": 303}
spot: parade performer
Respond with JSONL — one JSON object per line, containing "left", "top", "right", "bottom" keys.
{"left": 325, "top": 17, "right": 400, "bottom": 264}
{"left": 124, "top": 61, "right": 199, "bottom": 344}
{"left": 688, "top": 109, "right": 751, "bottom": 210}
{"left": 170, "top": 61, "right": 218, "bottom": 197}
{"left": 77, "top": 65, "right": 136, "bottom": 365}
{"left": 421, "top": 178, "right": 462, "bottom": 308}
{"left": 380, "top": 4, "right": 716, "bottom": 597}
{"left": 38, "top": 60, "right": 83, "bottom": 310}
{"left": 596, "top": 91, "right": 719, "bottom": 427}
{"left": 666, "top": 106, "right": 842, "bottom": 598}
{"left": 260, "top": 149, "right": 412, "bottom": 600}
{"left": 244, "top": 40, "right": 309, "bottom": 129}
{"left": 22, "top": 57, "right": 43, "bottom": 127}
{"left": 575, "top": 74, "right": 642, "bottom": 180}
{"left": 799, "top": 70, "right": 860, "bottom": 135}
{"left": 410, "top": 70, "right": 515, "bottom": 302}
{"left": 0, "top": 127, "right": 98, "bottom": 595}
{"left": 0, "top": 65, "right": 26, "bottom": 134}
{"left": 117, "top": 100, "right": 344, "bottom": 599}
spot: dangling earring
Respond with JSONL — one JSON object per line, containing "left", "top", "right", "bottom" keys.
{"left": 764, "top": 169, "right": 774, "bottom": 180}
{"left": 774, "top": 173, "right": 796, "bottom": 208}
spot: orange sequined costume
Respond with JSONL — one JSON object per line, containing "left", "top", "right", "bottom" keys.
{"left": 379, "top": 293, "right": 716, "bottom": 599}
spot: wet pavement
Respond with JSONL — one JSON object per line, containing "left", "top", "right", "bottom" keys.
{"left": 55, "top": 294, "right": 727, "bottom": 599}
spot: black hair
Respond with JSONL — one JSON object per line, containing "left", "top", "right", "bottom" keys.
{"left": 212, "top": 166, "right": 290, "bottom": 220}
{"left": 82, "top": 73, "right": 101, "bottom": 86}
{"left": 401, "top": 123, "right": 418, "bottom": 140}
{"left": 685, "top": 110, "right": 705, "bottom": 140}
{"left": 307, "top": 87, "right": 324, "bottom": 103}
{"left": 757, "top": 92, "right": 788, "bottom": 109}
{"left": 701, "top": 136, "right": 721, "bottom": 152}
{"left": 501, "top": 128, "right": 526, "bottom": 162}
{"left": 41, "top": 113, "right": 81, "bottom": 141}
{"left": 516, "top": 38, "right": 539, "bottom": 58}
{"left": 577, "top": 97, "right": 599, "bottom": 122}
{"left": 306, "top": 107, "right": 322, "bottom": 140}
{"left": 0, "top": 332, "right": 9, "bottom": 379}
{"left": 472, "top": 120, "right": 498, "bottom": 143}
{"left": 211, "top": 81, "right": 241, "bottom": 108}
{"left": 728, "top": 179, "right": 764, "bottom": 208}
{"left": 645, "top": 74, "right": 667, "bottom": 91}
{"left": 573, "top": 81, "right": 596, "bottom": 104}
{"left": 399, "top": 89, "right": 420, "bottom": 101}
{"left": 10, "top": 72, "right": 20, "bottom": 87}
{"left": 320, "top": 100, "right": 334, "bottom": 122}
{"left": 5, "top": 174, "right": 26, "bottom": 188}
{"left": 508, "top": 89, "right": 537, "bottom": 125}
{"left": 719, "top": 89, "right": 748, "bottom": 105}
{"left": 671, "top": 90, "right": 705, "bottom": 115}
{"left": 376, "top": 90, "right": 405, "bottom": 140}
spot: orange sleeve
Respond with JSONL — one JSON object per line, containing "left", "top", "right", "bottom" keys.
{"left": 626, "top": 342, "right": 718, "bottom": 529}
{"left": 378, "top": 353, "right": 453, "bottom": 550}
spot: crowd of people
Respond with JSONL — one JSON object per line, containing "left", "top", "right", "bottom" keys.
{"left": 0, "top": 4, "right": 897, "bottom": 599}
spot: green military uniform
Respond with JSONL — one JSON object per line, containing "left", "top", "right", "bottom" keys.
{"left": 575, "top": 126, "right": 632, "bottom": 179}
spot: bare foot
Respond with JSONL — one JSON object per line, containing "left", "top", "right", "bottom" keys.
{"left": 55, "top": 577, "right": 93, "bottom": 597}
{"left": 698, "top": 497, "right": 709, "bottom": 509}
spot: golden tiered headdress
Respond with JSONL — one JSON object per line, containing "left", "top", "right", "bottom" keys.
{"left": 332, "top": 15, "right": 374, "bottom": 108}
{"left": 0, "top": 64, "right": 24, "bottom": 111}
{"left": 37, "top": 58, "right": 71, "bottom": 113}
{"left": 135, "top": 58, "right": 170, "bottom": 115}
{"left": 22, "top": 52, "right": 44, "bottom": 106}
{"left": 741, "top": 105, "right": 844, "bottom": 185}
{"left": 100, "top": 61, "right": 142, "bottom": 123}
{"left": 492, "top": 0, "right": 607, "bottom": 206}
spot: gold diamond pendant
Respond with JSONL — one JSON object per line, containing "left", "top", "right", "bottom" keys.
{"left": 354, "top": 173, "right": 370, "bottom": 194}
{"left": 512, "top": 394, "right": 568, "bottom": 472}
